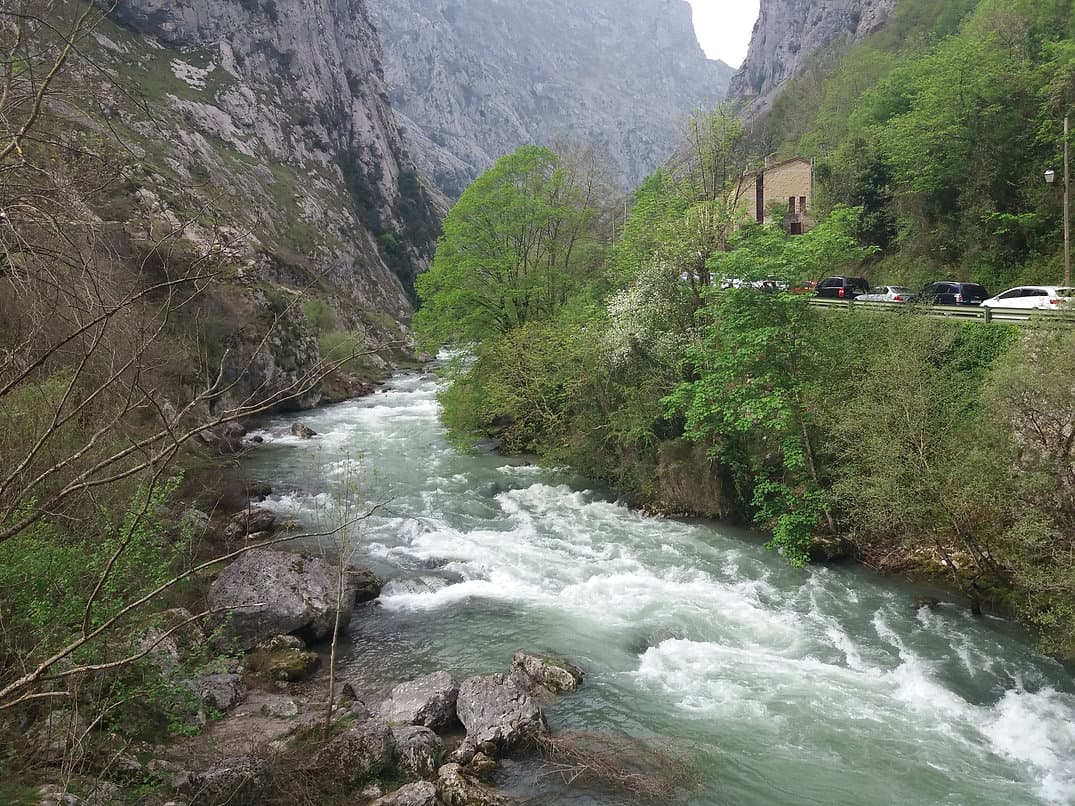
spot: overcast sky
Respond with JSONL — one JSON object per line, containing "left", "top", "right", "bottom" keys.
{"left": 686, "top": 0, "right": 760, "bottom": 67}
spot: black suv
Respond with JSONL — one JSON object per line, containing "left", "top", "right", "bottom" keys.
{"left": 815, "top": 276, "right": 870, "bottom": 299}
{"left": 916, "top": 281, "right": 990, "bottom": 306}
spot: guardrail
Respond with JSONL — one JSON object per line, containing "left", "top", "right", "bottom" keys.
{"left": 807, "top": 298, "right": 1075, "bottom": 327}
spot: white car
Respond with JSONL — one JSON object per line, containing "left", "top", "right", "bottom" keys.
{"left": 980, "top": 286, "right": 1074, "bottom": 309}
{"left": 855, "top": 285, "right": 914, "bottom": 303}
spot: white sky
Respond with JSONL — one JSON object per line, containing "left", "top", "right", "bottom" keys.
{"left": 686, "top": 0, "right": 760, "bottom": 68}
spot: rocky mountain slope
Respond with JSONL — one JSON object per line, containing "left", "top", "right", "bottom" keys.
{"left": 369, "top": 0, "right": 734, "bottom": 196}
{"left": 66, "top": 0, "right": 441, "bottom": 407}
{"left": 729, "top": 0, "right": 899, "bottom": 115}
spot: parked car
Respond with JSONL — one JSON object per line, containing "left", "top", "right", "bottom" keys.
{"left": 980, "top": 285, "right": 1074, "bottom": 310}
{"left": 914, "top": 281, "right": 990, "bottom": 306}
{"left": 855, "top": 285, "right": 915, "bottom": 303}
{"left": 815, "top": 276, "right": 870, "bottom": 299}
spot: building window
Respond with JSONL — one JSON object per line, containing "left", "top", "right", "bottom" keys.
{"left": 790, "top": 222, "right": 804, "bottom": 235}
{"left": 799, "top": 196, "right": 807, "bottom": 213}
{"left": 788, "top": 196, "right": 796, "bottom": 212}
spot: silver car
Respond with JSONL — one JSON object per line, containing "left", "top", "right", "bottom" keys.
{"left": 855, "top": 285, "right": 914, "bottom": 303}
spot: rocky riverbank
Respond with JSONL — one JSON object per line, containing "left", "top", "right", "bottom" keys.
{"left": 24, "top": 442, "right": 595, "bottom": 806}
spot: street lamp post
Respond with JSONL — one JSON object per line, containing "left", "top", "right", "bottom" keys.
{"left": 1045, "top": 115, "right": 1071, "bottom": 288}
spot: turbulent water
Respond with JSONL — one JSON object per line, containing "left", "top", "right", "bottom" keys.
{"left": 242, "top": 372, "right": 1075, "bottom": 805}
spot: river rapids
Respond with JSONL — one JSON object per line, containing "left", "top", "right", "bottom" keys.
{"left": 241, "top": 372, "right": 1075, "bottom": 805}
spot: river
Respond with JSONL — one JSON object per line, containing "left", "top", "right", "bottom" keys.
{"left": 241, "top": 371, "right": 1075, "bottom": 805}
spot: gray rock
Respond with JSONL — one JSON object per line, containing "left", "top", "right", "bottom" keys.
{"left": 180, "top": 508, "right": 212, "bottom": 537}
{"left": 290, "top": 422, "right": 317, "bottom": 439}
{"left": 37, "top": 785, "right": 82, "bottom": 806}
{"left": 175, "top": 755, "right": 269, "bottom": 805}
{"left": 28, "top": 710, "right": 89, "bottom": 765}
{"left": 187, "top": 673, "right": 247, "bottom": 712}
{"left": 447, "top": 740, "right": 478, "bottom": 766}
{"left": 467, "top": 751, "right": 497, "bottom": 780}
{"left": 245, "top": 647, "right": 321, "bottom": 682}
{"left": 317, "top": 720, "right": 396, "bottom": 784}
{"left": 360, "top": 783, "right": 385, "bottom": 801}
{"left": 349, "top": 566, "right": 382, "bottom": 603}
{"left": 391, "top": 725, "right": 442, "bottom": 779}
{"left": 256, "top": 634, "right": 306, "bottom": 652}
{"left": 374, "top": 781, "right": 438, "bottom": 806}
{"left": 243, "top": 480, "right": 272, "bottom": 500}
{"left": 222, "top": 507, "right": 277, "bottom": 541}
{"left": 208, "top": 549, "right": 355, "bottom": 650}
{"left": 436, "top": 763, "right": 511, "bottom": 806}
{"left": 260, "top": 697, "right": 299, "bottom": 719}
{"left": 914, "top": 597, "right": 942, "bottom": 610}
{"left": 455, "top": 674, "right": 547, "bottom": 754}
{"left": 378, "top": 670, "right": 459, "bottom": 732}
{"left": 137, "top": 607, "right": 202, "bottom": 672}
{"left": 82, "top": 781, "right": 122, "bottom": 806}
{"left": 509, "top": 652, "right": 583, "bottom": 699}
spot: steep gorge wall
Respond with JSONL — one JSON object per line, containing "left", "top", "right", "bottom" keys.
{"left": 94, "top": 0, "right": 437, "bottom": 314}
{"left": 64, "top": 0, "right": 442, "bottom": 408}
{"left": 370, "top": 0, "right": 735, "bottom": 196}
{"left": 729, "top": 0, "right": 899, "bottom": 116}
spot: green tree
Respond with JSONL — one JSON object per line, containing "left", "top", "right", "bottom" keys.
{"left": 414, "top": 145, "right": 604, "bottom": 345}
{"left": 665, "top": 207, "right": 874, "bottom": 565}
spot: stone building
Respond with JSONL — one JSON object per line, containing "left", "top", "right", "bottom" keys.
{"left": 738, "top": 156, "right": 814, "bottom": 234}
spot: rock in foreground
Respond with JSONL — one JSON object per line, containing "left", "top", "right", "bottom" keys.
{"left": 455, "top": 674, "right": 547, "bottom": 754}
{"left": 436, "top": 763, "right": 511, "bottom": 806}
{"left": 208, "top": 550, "right": 354, "bottom": 650}
{"left": 316, "top": 720, "right": 397, "bottom": 784}
{"left": 374, "top": 781, "right": 438, "bottom": 806}
{"left": 175, "top": 755, "right": 270, "bottom": 805}
{"left": 378, "top": 670, "right": 460, "bottom": 731}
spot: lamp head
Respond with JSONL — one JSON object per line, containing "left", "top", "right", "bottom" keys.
{"left": 1046, "top": 168, "right": 1057, "bottom": 184}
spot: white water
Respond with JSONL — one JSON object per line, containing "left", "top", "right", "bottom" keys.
{"left": 242, "top": 372, "right": 1075, "bottom": 805}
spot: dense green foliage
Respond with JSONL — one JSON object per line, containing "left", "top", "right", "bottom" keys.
{"left": 420, "top": 98, "right": 1075, "bottom": 658}
{"left": 764, "top": 0, "right": 1075, "bottom": 288}
{"left": 414, "top": 146, "right": 605, "bottom": 344}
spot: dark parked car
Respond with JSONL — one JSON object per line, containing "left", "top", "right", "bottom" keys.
{"left": 815, "top": 276, "right": 870, "bottom": 299}
{"left": 915, "top": 281, "right": 990, "bottom": 306}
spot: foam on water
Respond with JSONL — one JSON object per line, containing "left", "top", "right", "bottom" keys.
{"left": 239, "top": 371, "right": 1075, "bottom": 806}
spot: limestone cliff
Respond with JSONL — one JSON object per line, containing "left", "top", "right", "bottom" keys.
{"left": 369, "top": 0, "right": 734, "bottom": 196}
{"left": 729, "top": 0, "right": 898, "bottom": 115}
{"left": 71, "top": 0, "right": 440, "bottom": 408}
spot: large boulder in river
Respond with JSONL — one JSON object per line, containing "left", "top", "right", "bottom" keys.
{"left": 208, "top": 550, "right": 354, "bottom": 650}
{"left": 349, "top": 566, "right": 382, "bottom": 603}
{"left": 378, "top": 671, "right": 460, "bottom": 731}
{"left": 455, "top": 674, "right": 547, "bottom": 754}
{"left": 509, "top": 652, "right": 583, "bottom": 699}
{"left": 290, "top": 422, "right": 317, "bottom": 439}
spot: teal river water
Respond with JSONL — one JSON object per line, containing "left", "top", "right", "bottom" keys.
{"left": 241, "top": 371, "right": 1075, "bottom": 805}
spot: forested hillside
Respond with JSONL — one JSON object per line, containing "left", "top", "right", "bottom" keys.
{"left": 417, "top": 0, "right": 1075, "bottom": 662}
{"left": 761, "top": 0, "right": 1075, "bottom": 288}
